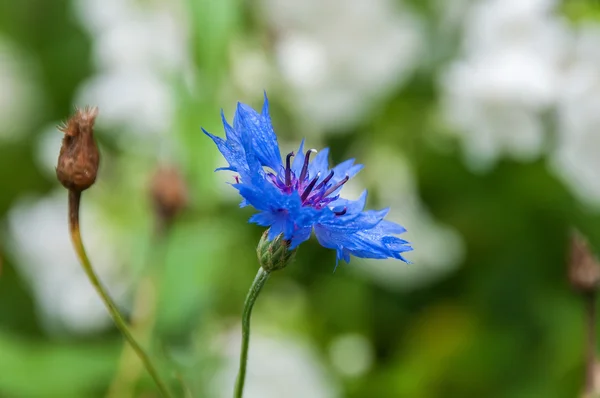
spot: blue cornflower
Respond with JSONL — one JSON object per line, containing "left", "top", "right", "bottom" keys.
{"left": 203, "top": 94, "right": 412, "bottom": 265}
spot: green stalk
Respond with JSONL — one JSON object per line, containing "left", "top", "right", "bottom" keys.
{"left": 585, "top": 291, "right": 598, "bottom": 396}
{"left": 233, "top": 267, "right": 270, "bottom": 398}
{"left": 68, "top": 190, "right": 173, "bottom": 398}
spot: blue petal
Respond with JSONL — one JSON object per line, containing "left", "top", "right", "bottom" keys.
{"left": 330, "top": 159, "right": 363, "bottom": 184}
{"left": 320, "top": 208, "right": 390, "bottom": 233}
{"left": 249, "top": 210, "right": 298, "bottom": 242}
{"left": 290, "top": 226, "right": 312, "bottom": 249}
{"left": 233, "top": 99, "right": 282, "bottom": 172}
{"left": 234, "top": 180, "right": 285, "bottom": 212}
{"left": 329, "top": 190, "right": 367, "bottom": 215}
{"left": 354, "top": 223, "right": 413, "bottom": 260}
{"left": 221, "top": 109, "right": 241, "bottom": 144}
{"left": 308, "top": 147, "right": 330, "bottom": 180}
{"left": 202, "top": 128, "right": 248, "bottom": 173}
{"left": 232, "top": 112, "right": 289, "bottom": 209}
{"left": 376, "top": 220, "right": 407, "bottom": 234}
{"left": 314, "top": 224, "right": 345, "bottom": 254}
{"left": 332, "top": 248, "right": 351, "bottom": 272}
{"left": 294, "top": 202, "right": 335, "bottom": 228}
{"left": 241, "top": 170, "right": 309, "bottom": 237}
{"left": 314, "top": 212, "right": 411, "bottom": 265}
{"left": 259, "top": 94, "right": 283, "bottom": 169}
{"left": 268, "top": 214, "right": 296, "bottom": 241}
{"left": 249, "top": 211, "right": 279, "bottom": 227}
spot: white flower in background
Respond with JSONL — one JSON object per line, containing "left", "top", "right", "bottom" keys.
{"left": 213, "top": 329, "right": 340, "bottom": 398}
{"left": 551, "top": 25, "right": 600, "bottom": 206}
{"left": 440, "top": 0, "right": 600, "bottom": 206}
{"left": 328, "top": 333, "right": 373, "bottom": 378}
{"left": 462, "top": 0, "right": 566, "bottom": 55}
{"left": 260, "top": 0, "right": 423, "bottom": 132}
{"left": 439, "top": 0, "right": 568, "bottom": 170}
{"left": 72, "top": 0, "right": 190, "bottom": 140}
{"left": 229, "top": 40, "right": 275, "bottom": 98}
{"left": 0, "top": 36, "right": 42, "bottom": 142}
{"left": 76, "top": 71, "right": 174, "bottom": 138}
{"left": 7, "top": 191, "right": 129, "bottom": 334}
{"left": 350, "top": 146, "right": 464, "bottom": 290}
{"left": 36, "top": 124, "right": 67, "bottom": 180}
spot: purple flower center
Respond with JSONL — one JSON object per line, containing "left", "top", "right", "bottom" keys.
{"left": 267, "top": 149, "right": 349, "bottom": 213}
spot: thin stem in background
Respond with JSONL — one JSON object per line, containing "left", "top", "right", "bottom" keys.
{"left": 106, "top": 219, "right": 170, "bottom": 398}
{"left": 68, "top": 190, "right": 174, "bottom": 398}
{"left": 106, "top": 275, "right": 159, "bottom": 398}
{"left": 234, "top": 267, "right": 270, "bottom": 398}
{"left": 585, "top": 292, "right": 598, "bottom": 395}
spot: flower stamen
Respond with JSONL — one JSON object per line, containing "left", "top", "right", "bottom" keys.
{"left": 315, "top": 170, "right": 334, "bottom": 190}
{"left": 299, "top": 149, "right": 317, "bottom": 183}
{"left": 323, "top": 175, "right": 349, "bottom": 197}
{"left": 334, "top": 207, "right": 347, "bottom": 216}
{"left": 301, "top": 172, "right": 321, "bottom": 202}
{"left": 285, "top": 152, "right": 294, "bottom": 187}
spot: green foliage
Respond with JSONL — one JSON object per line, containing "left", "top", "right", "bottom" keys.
{"left": 0, "top": 331, "right": 118, "bottom": 397}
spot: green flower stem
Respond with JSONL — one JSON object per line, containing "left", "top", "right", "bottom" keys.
{"left": 585, "top": 291, "right": 597, "bottom": 396}
{"left": 68, "top": 190, "right": 173, "bottom": 398}
{"left": 107, "top": 222, "right": 170, "bottom": 398}
{"left": 234, "top": 266, "right": 271, "bottom": 398}
{"left": 106, "top": 273, "right": 159, "bottom": 398}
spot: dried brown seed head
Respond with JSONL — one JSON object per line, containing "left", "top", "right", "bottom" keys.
{"left": 150, "top": 166, "right": 189, "bottom": 223}
{"left": 568, "top": 231, "right": 600, "bottom": 294}
{"left": 56, "top": 106, "right": 100, "bottom": 192}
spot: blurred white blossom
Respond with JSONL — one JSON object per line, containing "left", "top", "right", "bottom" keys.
{"left": 230, "top": 40, "right": 276, "bottom": 98}
{"left": 439, "top": 0, "right": 568, "bottom": 170}
{"left": 261, "top": 0, "right": 423, "bottom": 131}
{"left": 328, "top": 333, "right": 373, "bottom": 378}
{"left": 36, "top": 124, "right": 66, "bottom": 180}
{"left": 7, "top": 191, "right": 130, "bottom": 334}
{"left": 72, "top": 0, "right": 190, "bottom": 141}
{"left": 551, "top": 25, "right": 600, "bottom": 206}
{"left": 213, "top": 329, "right": 340, "bottom": 398}
{"left": 77, "top": 71, "right": 174, "bottom": 137}
{"left": 440, "top": 0, "right": 600, "bottom": 206}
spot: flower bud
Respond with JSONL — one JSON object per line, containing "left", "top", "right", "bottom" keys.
{"left": 568, "top": 231, "right": 600, "bottom": 294}
{"left": 56, "top": 106, "right": 100, "bottom": 192}
{"left": 149, "top": 166, "right": 189, "bottom": 224}
{"left": 257, "top": 230, "right": 296, "bottom": 272}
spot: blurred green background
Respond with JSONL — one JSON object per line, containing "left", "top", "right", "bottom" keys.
{"left": 2, "top": 0, "right": 600, "bottom": 397}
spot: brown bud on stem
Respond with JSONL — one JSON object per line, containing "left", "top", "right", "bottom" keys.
{"left": 149, "top": 166, "right": 189, "bottom": 225}
{"left": 56, "top": 106, "right": 100, "bottom": 192}
{"left": 569, "top": 231, "right": 600, "bottom": 294}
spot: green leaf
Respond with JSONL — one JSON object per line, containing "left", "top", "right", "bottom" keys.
{"left": 0, "top": 331, "right": 118, "bottom": 397}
